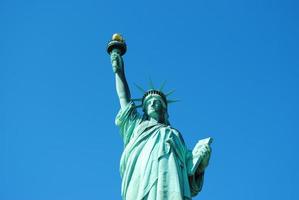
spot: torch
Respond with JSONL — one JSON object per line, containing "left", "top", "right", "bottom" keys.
{"left": 107, "top": 33, "right": 127, "bottom": 68}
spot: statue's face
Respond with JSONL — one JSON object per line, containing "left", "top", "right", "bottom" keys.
{"left": 144, "top": 96, "right": 165, "bottom": 119}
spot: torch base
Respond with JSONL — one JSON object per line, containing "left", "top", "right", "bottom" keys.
{"left": 107, "top": 40, "right": 127, "bottom": 56}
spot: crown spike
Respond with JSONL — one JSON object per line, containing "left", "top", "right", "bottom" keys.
{"left": 134, "top": 83, "right": 146, "bottom": 93}
{"left": 159, "top": 80, "right": 167, "bottom": 92}
{"left": 167, "top": 99, "right": 180, "bottom": 104}
{"left": 165, "top": 89, "right": 176, "bottom": 97}
{"left": 149, "top": 77, "right": 155, "bottom": 89}
{"left": 131, "top": 98, "right": 142, "bottom": 101}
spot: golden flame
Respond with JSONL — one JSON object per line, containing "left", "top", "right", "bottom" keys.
{"left": 112, "top": 33, "right": 123, "bottom": 42}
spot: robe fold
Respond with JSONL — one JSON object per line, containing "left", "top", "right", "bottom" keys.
{"left": 116, "top": 101, "right": 204, "bottom": 200}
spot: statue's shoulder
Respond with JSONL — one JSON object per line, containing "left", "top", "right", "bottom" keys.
{"left": 168, "top": 126, "right": 181, "bottom": 134}
{"left": 166, "top": 126, "right": 186, "bottom": 145}
{"left": 163, "top": 125, "right": 181, "bottom": 135}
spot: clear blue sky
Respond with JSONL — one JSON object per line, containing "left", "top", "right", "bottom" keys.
{"left": 1, "top": 0, "right": 298, "bottom": 199}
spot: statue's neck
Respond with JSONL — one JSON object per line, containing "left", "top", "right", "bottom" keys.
{"left": 149, "top": 116, "right": 165, "bottom": 124}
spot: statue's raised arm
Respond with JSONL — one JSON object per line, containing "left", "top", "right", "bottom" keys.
{"left": 107, "top": 34, "right": 131, "bottom": 109}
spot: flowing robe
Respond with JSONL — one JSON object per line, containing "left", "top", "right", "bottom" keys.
{"left": 116, "top": 102, "right": 204, "bottom": 200}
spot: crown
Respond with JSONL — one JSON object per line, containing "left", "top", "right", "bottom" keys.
{"left": 142, "top": 90, "right": 168, "bottom": 106}
{"left": 132, "top": 80, "right": 179, "bottom": 109}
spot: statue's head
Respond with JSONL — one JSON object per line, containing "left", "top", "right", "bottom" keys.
{"left": 133, "top": 82, "right": 178, "bottom": 125}
{"left": 142, "top": 90, "right": 169, "bottom": 124}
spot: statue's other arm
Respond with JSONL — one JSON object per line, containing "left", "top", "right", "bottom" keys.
{"left": 110, "top": 49, "right": 131, "bottom": 109}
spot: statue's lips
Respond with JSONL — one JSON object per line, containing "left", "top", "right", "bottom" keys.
{"left": 147, "top": 107, "right": 163, "bottom": 114}
{"left": 147, "top": 108, "right": 155, "bottom": 112}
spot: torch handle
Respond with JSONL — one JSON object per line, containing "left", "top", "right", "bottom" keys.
{"left": 111, "top": 49, "right": 121, "bottom": 68}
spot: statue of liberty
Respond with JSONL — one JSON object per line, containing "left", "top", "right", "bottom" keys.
{"left": 107, "top": 34, "right": 212, "bottom": 200}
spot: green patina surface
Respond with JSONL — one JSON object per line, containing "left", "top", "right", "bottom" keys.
{"left": 108, "top": 34, "right": 212, "bottom": 200}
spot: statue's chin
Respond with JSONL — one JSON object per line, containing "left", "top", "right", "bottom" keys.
{"left": 149, "top": 115, "right": 159, "bottom": 122}
{"left": 148, "top": 110, "right": 160, "bottom": 117}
